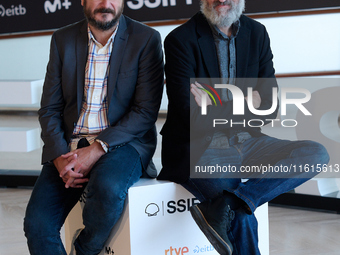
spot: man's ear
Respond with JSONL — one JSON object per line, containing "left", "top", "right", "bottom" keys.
{"left": 81, "top": 0, "right": 84, "bottom": 7}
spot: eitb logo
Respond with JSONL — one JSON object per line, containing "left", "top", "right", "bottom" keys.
{"left": 0, "top": 4, "right": 26, "bottom": 17}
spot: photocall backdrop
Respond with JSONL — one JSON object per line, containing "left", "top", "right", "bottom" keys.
{"left": 0, "top": 0, "right": 340, "bottom": 36}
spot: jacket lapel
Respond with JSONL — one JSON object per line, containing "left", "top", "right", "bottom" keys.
{"left": 107, "top": 15, "right": 129, "bottom": 106}
{"left": 196, "top": 13, "right": 252, "bottom": 78}
{"left": 196, "top": 13, "right": 220, "bottom": 78}
{"left": 76, "top": 21, "right": 88, "bottom": 115}
{"left": 236, "top": 16, "right": 250, "bottom": 78}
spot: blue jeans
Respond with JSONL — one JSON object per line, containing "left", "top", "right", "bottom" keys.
{"left": 24, "top": 144, "right": 142, "bottom": 255}
{"left": 183, "top": 135, "right": 329, "bottom": 255}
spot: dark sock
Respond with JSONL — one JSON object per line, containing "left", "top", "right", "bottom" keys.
{"left": 223, "top": 190, "right": 251, "bottom": 214}
{"left": 222, "top": 191, "right": 241, "bottom": 210}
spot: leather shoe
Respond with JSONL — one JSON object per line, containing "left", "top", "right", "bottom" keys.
{"left": 190, "top": 196, "right": 235, "bottom": 255}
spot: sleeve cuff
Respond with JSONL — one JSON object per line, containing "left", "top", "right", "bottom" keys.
{"left": 95, "top": 139, "right": 109, "bottom": 153}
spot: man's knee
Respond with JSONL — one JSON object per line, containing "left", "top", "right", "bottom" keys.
{"left": 292, "top": 141, "right": 330, "bottom": 165}
{"left": 23, "top": 213, "right": 33, "bottom": 237}
{"left": 24, "top": 199, "right": 64, "bottom": 240}
{"left": 95, "top": 181, "right": 127, "bottom": 201}
{"left": 84, "top": 177, "right": 130, "bottom": 216}
{"left": 312, "top": 142, "right": 330, "bottom": 164}
{"left": 24, "top": 209, "right": 51, "bottom": 239}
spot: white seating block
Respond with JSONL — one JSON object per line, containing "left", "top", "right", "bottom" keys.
{"left": 65, "top": 179, "right": 269, "bottom": 255}
{"left": 0, "top": 80, "right": 43, "bottom": 105}
{"left": 0, "top": 127, "right": 40, "bottom": 152}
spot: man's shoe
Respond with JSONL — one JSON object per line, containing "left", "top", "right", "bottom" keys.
{"left": 190, "top": 196, "right": 235, "bottom": 255}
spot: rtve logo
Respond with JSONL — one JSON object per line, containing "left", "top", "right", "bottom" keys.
{"left": 0, "top": 4, "right": 26, "bottom": 17}
{"left": 44, "top": 0, "right": 72, "bottom": 14}
{"left": 165, "top": 246, "right": 189, "bottom": 255}
{"left": 127, "top": 0, "right": 192, "bottom": 10}
{"left": 165, "top": 244, "right": 215, "bottom": 254}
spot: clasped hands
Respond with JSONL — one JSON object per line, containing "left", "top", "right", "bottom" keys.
{"left": 53, "top": 142, "right": 105, "bottom": 188}
{"left": 190, "top": 81, "right": 261, "bottom": 108}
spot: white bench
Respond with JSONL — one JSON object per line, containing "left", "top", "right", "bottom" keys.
{"left": 65, "top": 179, "right": 269, "bottom": 255}
{"left": 0, "top": 127, "right": 40, "bottom": 152}
{"left": 0, "top": 80, "right": 43, "bottom": 108}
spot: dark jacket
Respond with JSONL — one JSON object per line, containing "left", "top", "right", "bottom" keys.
{"left": 158, "top": 12, "right": 278, "bottom": 183}
{"left": 38, "top": 15, "right": 164, "bottom": 176}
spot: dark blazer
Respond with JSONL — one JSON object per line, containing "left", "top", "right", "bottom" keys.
{"left": 38, "top": 15, "right": 164, "bottom": 177}
{"left": 158, "top": 12, "right": 278, "bottom": 183}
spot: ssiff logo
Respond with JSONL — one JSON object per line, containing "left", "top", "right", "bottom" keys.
{"left": 145, "top": 203, "right": 160, "bottom": 216}
{"left": 127, "top": 0, "right": 192, "bottom": 10}
{"left": 145, "top": 198, "right": 200, "bottom": 217}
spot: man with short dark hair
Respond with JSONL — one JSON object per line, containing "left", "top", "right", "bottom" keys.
{"left": 158, "top": 0, "right": 329, "bottom": 254}
{"left": 24, "top": 0, "right": 164, "bottom": 254}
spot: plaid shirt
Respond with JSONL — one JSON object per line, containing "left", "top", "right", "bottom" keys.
{"left": 70, "top": 26, "right": 118, "bottom": 151}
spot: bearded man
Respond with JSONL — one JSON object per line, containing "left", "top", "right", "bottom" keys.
{"left": 157, "top": 0, "right": 329, "bottom": 254}
{"left": 24, "top": 0, "right": 164, "bottom": 254}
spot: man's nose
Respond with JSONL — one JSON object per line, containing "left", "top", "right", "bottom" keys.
{"left": 100, "top": 0, "right": 112, "bottom": 8}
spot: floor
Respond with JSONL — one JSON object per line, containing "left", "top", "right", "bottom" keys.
{"left": 0, "top": 188, "right": 32, "bottom": 254}
{"left": 1, "top": 187, "right": 339, "bottom": 255}
{"left": 268, "top": 206, "right": 340, "bottom": 255}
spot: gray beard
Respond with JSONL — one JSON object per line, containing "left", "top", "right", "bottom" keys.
{"left": 201, "top": 0, "right": 245, "bottom": 28}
